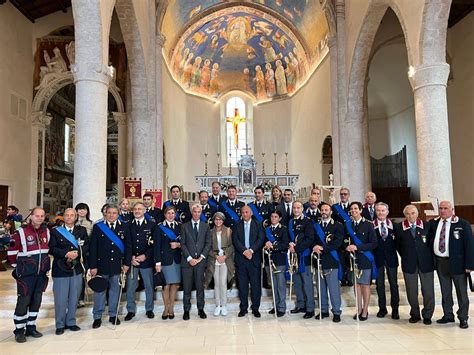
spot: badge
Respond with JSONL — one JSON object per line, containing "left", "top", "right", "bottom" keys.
{"left": 27, "top": 235, "right": 34, "bottom": 242}
{"left": 454, "top": 231, "right": 460, "bottom": 240}
{"left": 421, "top": 235, "right": 426, "bottom": 243}
{"left": 344, "top": 238, "right": 349, "bottom": 243}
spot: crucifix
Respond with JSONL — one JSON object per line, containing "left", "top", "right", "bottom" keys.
{"left": 226, "top": 108, "right": 246, "bottom": 148}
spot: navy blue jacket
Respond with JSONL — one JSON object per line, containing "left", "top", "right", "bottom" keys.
{"left": 343, "top": 219, "right": 377, "bottom": 270}
{"left": 209, "top": 194, "right": 227, "bottom": 206}
{"left": 263, "top": 224, "right": 289, "bottom": 266}
{"left": 249, "top": 200, "right": 274, "bottom": 227}
{"left": 126, "top": 218, "right": 157, "bottom": 269}
{"left": 276, "top": 202, "right": 294, "bottom": 227}
{"left": 153, "top": 221, "right": 182, "bottom": 266}
{"left": 200, "top": 203, "right": 218, "bottom": 228}
{"left": 373, "top": 219, "right": 399, "bottom": 268}
{"left": 220, "top": 199, "right": 245, "bottom": 229}
{"left": 312, "top": 219, "right": 344, "bottom": 270}
{"left": 289, "top": 216, "right": 315, "bottom": 266}
{"left": 89, "top": 220, "right": 131, "bottom": 276}
{"left": 145, "top": 207, "right": 164, "bottom": 224}
{"left": 428, "top": 216, "right": 474, "bottom": 275}
{"left": 394, "top": 219, "right": 434, "bottom": 274}
{"left": 232, "top": 219, "right": 265, "bottom": 268}
{"left": 331, "top": 202, "right": 350, "bottom": 224}
{"left": 49, "top": 225, "right": 88, "bottom": 278}
{"left": 162, "top": 199, "right": 191, "bottom": 223}
{"left": 118, "top": 211, "right": 133, "bottom": 223}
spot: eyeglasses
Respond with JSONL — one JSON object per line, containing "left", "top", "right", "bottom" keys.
{"left": 340, "top": 193, "right": 348, "bottom": 196}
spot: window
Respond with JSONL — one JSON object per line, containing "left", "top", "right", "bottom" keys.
{"left": 64, "top": 123, "right": 71, "bottom": 163}
{"left": 225, "top": 96, "right": 247, "bottom": 166}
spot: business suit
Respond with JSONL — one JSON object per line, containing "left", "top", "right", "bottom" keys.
{"left": 394, "top": 219, "right": 434, "bottom": 321}
{"left": 429, "top": 216, "right": 474, "bottom": 321}
{"left": 276, "top": 201, "right": 293, "bottom": 226}
{"left": 232, "top": 219, "right": 265, "bottom": 313}
{"left": 181, "top": 219, "right": 212, "bottom": 313}
{"left": 362, "top": 204, "right": 376, "bottom": 221}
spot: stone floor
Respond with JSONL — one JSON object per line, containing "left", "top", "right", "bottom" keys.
{"left": 0, "top": 270, "right": 473, "bottom": 354}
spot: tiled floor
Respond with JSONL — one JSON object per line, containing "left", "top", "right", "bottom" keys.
{"left": 0, "top": 304, "right": 473, "bottom": 355}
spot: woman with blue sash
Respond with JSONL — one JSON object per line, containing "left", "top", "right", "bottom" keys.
{"left": 344, "top": 202, "right": 377, "bottom": 321}
{"left": 154, "top": 205, "right": 182, "bottom": 320}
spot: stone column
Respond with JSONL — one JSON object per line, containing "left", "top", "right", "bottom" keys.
{"left": 30, "top": 111, "right": 52, "bottom": 207}
{"left": 71, "top": 0, "right": 115, "bottom": 219}
{"left": 328, "top": 36, "right": 341, "bottom": 185}
{"left": 362, "top": 76, "right": 372, "bottom": 192}
{"left": 410, "top": 63, "right": 453, "bottom": 202}
{"left": 155, "top": 33, "right": 166, "bottom": 190}
{"left": 113, "top": 112, "right": 127, "bottom": 199}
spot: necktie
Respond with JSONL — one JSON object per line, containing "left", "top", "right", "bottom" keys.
{"left": 439, "top": 220, "right": 447, "bottom": 253}
{"left": 258, "top": 202, "right": 261, "bottom": 208}
{"left": 136, "top": 220, "right": 141, "bottom": 227}
{"left": 410, "top": 224, "right": 416, "bottom": 237}
{"left": 381, "top": 222, "right": 387, "bottom": 241}
{"left": 110, "top": 223, "right": 115, "bottom": 231}
{"left": 68, "top": 228, "right": 73, "bottom": 233}
{"left": 369, "top": 206, "right": 374, "bottom": 218}
{"left": 271, "top": 226, "right": 275, "bottom": 232}
{"left": 286, "top": 203, "right": 290, "bottom": 216}
{"left": 230, "top": 201, "right": 234, "bottom": 207}
{"left": 323, "top": 222, "right": 327, "bottom": 228}
{"left": 193, "top": 222, "right": 198, "bottom": 240}
{"left": 354, "top": 221, "right": 358, "bottom": 228}
{"left": 244, "top": 222, "right": 250, "bottom": 249}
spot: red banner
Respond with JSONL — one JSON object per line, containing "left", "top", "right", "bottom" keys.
{"left": 123, "top": 178, "right": 142, "bottom": 199}
{"left": 145, "top": 189, "right": 163, "bottom": 208}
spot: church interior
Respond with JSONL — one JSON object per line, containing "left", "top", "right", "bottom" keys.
{"left": 0, "top": 0, "right": 473, "bottom": 353}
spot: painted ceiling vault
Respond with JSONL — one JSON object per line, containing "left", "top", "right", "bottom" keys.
{"left": 161, "top": 0, "right": 330, "bottom": 103}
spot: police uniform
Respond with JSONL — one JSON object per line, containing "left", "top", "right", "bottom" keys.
{"left": 7, "top": 223, "right": 50, "bottom": 339}
{"left": 249, "top": 200, "right": 274, "bottom": 227}
{"left": 145, "top": 207, "right": 164, "bottom": 224}
{"left": 118, "top": 211, "right": 133, "bottom": 223}
{"left": 313, "top": 219, "right": 344, "bottom": 319}
{"left": 209, "top": 194, "right": 227, "bottom": 206}
{"left": 162, "top": 199, "right": 192, "bottom": 223}
{"left": 154, "top": 220, "right": 182, "bottom": 284}
{"left": 289, "top": 215, "right": 315, "bottom": 317}
{"left": 220, "top": 198, "right": 245, "bottom": 229}
{"left": 89, "top": 220, "right": 131, "bottom": 323}
{"left": 332, "top": 202, "right": 352, "bottom": 285}
{"left": 200, "top": 203, "right": 218, "bottom": 228}
{"left": 394, "top": 219, "right": 434, "bottom": 322}
{"left": 49, "top": 225, "right": 88, "bottom": 331}
{"left": 373, "top": 219, "right": 399, "bottom": 317}
{"left": 305, "top": 207, "right": 322, "bottom": 223}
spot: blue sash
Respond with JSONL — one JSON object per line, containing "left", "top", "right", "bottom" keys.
{"left": 265, "top": 226, "right": 276, "bottom": 243}
{"left": 208, "top": 198, "right": 218, "bottom": 209}
{"left": 220, "top": 201, "right": 240, "bottom": 223}
{"left": 345, "top": 221, "right": 378, "bottom": 280}
{"left": 158, "top": 224, "right": 179, "bottom": 241}
{"left": 97, "top": 222, "right": 125, "bottom": 254}
{"left": 164, "top": 201, "right": 181, "bottom": 221}
{"left": 55, "top": 226, "right": 79, "bottom": 249}
{"left": 200, "top": 212, "right": 207, "bottom": 223}
{"left": 144, "top": 212, "right": 152, "bottom": 221}
{"left": 312, "top": 222, "right": 343, "bottom": 280}
{"left": 333, "top": 203, "right": 350, "bottom": 223}
{"left": 248, "top": 203, "right": 264, "bottom": 223}
{"left": 288, "top": 219, "right": 310, "bottom": 273}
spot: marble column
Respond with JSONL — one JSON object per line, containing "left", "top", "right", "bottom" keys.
{"left": 362, "top": 76, "right": 372, "bottom": 193}
{"left": 71, "top": 0, "right": 115, "bottom": 220}
{"left": 30, "top": 111, "right": 52, "bottom": 207}
{"left": 328, "top": 36, "right": 341, "bottom": 185}
{"left": 155, "top": 33, "right": 166, "bottom": 190}
{"left": 113, "top": 112, "right": 127, "bottom": 199}
{"left": 410, "top": 63, "right": 453, "bottom": 202}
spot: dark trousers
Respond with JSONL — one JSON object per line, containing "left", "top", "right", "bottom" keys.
{"left": 403, "top": 269, "right": 434, "bottom": 320}
{"left": 182, "top": 262, "right": 206, "bottom": 312}
{"left": 14, "top": 274, "right": 48, "bottom": 333}
{"left": 436, "top": 256, "right": 470, "bottom": 321}
{"left": 339, "top": 250, "right": 353, "bottom": 283}
{"left": 376, "top": 265, "right": 399, "bottom": 311}
{"left": 236, "top": 261, "right": 261, "bottom": 312}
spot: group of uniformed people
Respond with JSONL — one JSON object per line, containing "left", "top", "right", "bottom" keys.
{"left": 7, "top": 182, "right": 474, "bottom": 343}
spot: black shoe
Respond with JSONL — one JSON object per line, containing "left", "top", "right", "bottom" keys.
{"left": 146, "top": 311, "right": 155, "bottom": 319}
{"left": 25, "top": 328, "right": 43, "bottom": 338}
{"left": 168, "top": 313, "right": 175, "bottom": 320}
{"left": 109, "top": 317, "right": 120, "bottom": 325}
{"left": 183, "top": 311, "right": 190, "bottom": 321}
{"left": 333, "top": 315, "right": 341, "bottom": 323}
{"left": 437, "top": 316, "right": 455, "bottom": 324}
{"left": 269, "top": 308, "right": 275, "bottom": 315}
{"left": 346, "top": 281, "right": 354, "bottom": 287}
{"left": 290, "top": 308, "right": 306, "bottom": 314}
{"left": 198, "top": 310, "right": 207, "bottom": 319}
{"left": 252, "top": 310, "right": 261, "bottom": 318}
{"left": 460, "top": 320, "right": 469, "bottom": 329}
{"left": 391, "top": 310, "right": 400, "bottom": 320}
{"left": 340, "top": 280, "right": 348, "bottom": 287}
{"left": 409, "top": 317, "right": 421, "bottom": 324}
{"left": 277, "top": 311, "right": 285, "bottom": 317}
{"left": 315, "top": 312, "right": 329, "bottom": 320}
{"left": 161, "top": 313, "right": 169, "bottom": 320}
{"left": 15, "top": 332, "right": 26, "bottom": 343}
{"left": 303, "top": 311, "right": 315, "bottom": 319}
{"left": 359, "top": 313, "right": 368, "bottom": 321}
{"left": 92, "top": 319, "right": 102, "bottom": 329}
{"left": 377, "top": 309, "right": 388, "bottom": 318}
{"left": 353, "top": 313, "right": 361, "bottom": 320}
{"left": 238, "top": 310, "right": 248, "bottom": 317}
{"left": 124, "top": 312, "right": 135, "bottom": 321}
{"left": 55, "top": 328, "right": 65, "bottom": 335}
{"left": 65, "top": 325, "right": 80, "bottom": 331}
{"left": 423, "top": 318, "right": 432, "bottom": 325}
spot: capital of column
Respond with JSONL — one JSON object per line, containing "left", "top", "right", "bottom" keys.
{"left": 31, "top": 111, "right": 52, "bottom": 129}
{"left": 335, "top": 0, "right": 345, "bottom": 19}
{"left": 71, "top": 62, "right": 114, "bottom": 86}
{"left": 408, "top": 63, "right": 450, "bottom": 91}
{"left": 156, "top": 33, "right": 166, "bottom": 48}
{"left": 113, "top": 112, "right": 127, "bottom": 125}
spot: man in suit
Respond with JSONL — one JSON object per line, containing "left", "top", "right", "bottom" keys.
{"left": 124, "top": 202, "right": 157, "bottom": 321}
{"left": 232, "top": 205, "right": 265, "bottom": 317}
{"left": 118, "top": 198, "right": 133, "bottom": 223}
{"left": 362, "top": 191, "right": 377, "bottom": 221}
{"left": 429, "top": 201, "right": 474, "bottom": 329}
{"left": 332, "top": 187, "right": 352, "bottom": 286}
{"left": 220, "top": 185, "right": 244, "bottom": 229}
{"left": 143, "top": 193, "right": 163, "bottom": 223}
{"left": 198, "top": 190, "right": 218, "bottom": 228}
{"left": 89, "top": 205, "right": 130, "bottom": 328}
{"left": 373, "top": 202, "right": 399, "bottom": 320}
{"left": 162, "top": 185, "right": 192, "bottom": 223}
{"left": 210, "top": 181, "right": 228, "bottom": 206}
{"left": 276, "top": 189, "right": 294, "bottom": 226}
{"left": 394, "top": 204, "right": 434, "bottom": 324}
{"left": 181, "top": 204, "right": 212, "bottom": 320}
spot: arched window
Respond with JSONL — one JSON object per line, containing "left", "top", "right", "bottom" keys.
{"left": 225, "top": 96, "right": 247, "bottom": 166}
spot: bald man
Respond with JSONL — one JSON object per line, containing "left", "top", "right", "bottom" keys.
{"left": 362, "top": 192, "right": 377, "bottom": 221}
{"left": 429, "top": 201, "right": 474, "bottom": 329}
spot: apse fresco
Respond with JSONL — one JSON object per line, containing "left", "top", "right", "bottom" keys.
{"left": 162, "top": 1, "right": 329, "bottom": 102}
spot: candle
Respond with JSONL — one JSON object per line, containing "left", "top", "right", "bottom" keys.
{"left": 217, "top": 133, "right": 221, "bottom": 154}
{"left": 273, "top": 136, "right": 276, "bottom": 153}
{"left": 205, "top": 136, "right": 208, "bottom": 153}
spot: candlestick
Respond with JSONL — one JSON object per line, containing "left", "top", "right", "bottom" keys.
{"left": 273, "top": 153, "right": 277, "bottom": 175}
{"left": 204, "top": 153, "right": 208, "bottom": 176}
{"left": 228, "top": 152, "right": 232, "bottom": 175}
{"left": 285, "top": 152, "right": 289, "bottom": 175}
{"left": 216, "top": 153, "right": 221, "bottom": 176}
{"left": 261, "top": 152, "right": 266, "bottom": 175}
